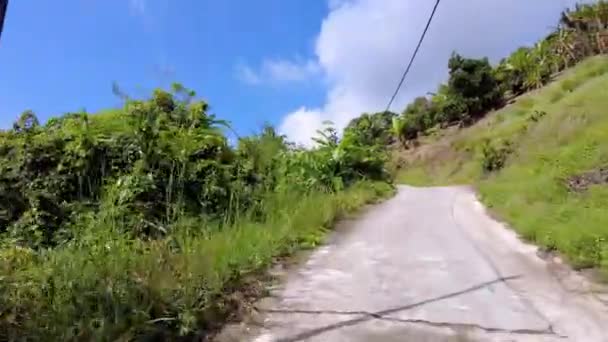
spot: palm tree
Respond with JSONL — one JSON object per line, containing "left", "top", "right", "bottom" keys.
{"left": 530, "top": 40, "right": 555, "bottom": 86}
{"left": 552, "top": 29, "right": 577, "bottom": 69}
{"left": 593, "top": 1, "right": 608, "bottom": 53}
{"left": 499, "top": 47, "right": 533, "bottom": 94}
{"left": 313, "top": 121, "right": 338, "bottom": 148}
{"left": 560, "top": 1, "right": 608, "bottom": 55}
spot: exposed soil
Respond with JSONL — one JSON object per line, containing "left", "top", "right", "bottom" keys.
{"left": 566, "top": 166, "right": 608, "bottom": 192}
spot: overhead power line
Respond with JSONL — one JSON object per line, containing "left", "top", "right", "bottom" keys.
{"left": 0, "top": 0, "right": 7, "bottom": 44}
{"left": 385, "top": 0, "right": 441, "bottom": 112}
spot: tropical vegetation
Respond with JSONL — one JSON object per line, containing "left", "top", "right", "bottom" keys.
{"left": 390, "top": 1, "right": 608, "bottom": 146}
{"left": 0, "top": 84, "right": 392, "bottom": 340}
{"left": 2, "top": 1, "right": 608, "bottom": 340}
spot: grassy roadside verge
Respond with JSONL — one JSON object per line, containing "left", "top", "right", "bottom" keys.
{"left": 396, "top": 56, "right": 608, "bottom": 277}
{"left": 0, "top": 181, "right": 393, "bottom": 341}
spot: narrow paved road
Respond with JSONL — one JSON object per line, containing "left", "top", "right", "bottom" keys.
{"left": 219, "top": 186, "right": 608, "bottom": 341}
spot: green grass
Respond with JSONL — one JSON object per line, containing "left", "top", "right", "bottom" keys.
{"left": 395, "top": 165, "right": 437, "bottom": 186}
{"left": 0, "top": 181, "right": 394, "bottom": 340}
{"left": 397, "top": 56, "right": 608, "bottom": 275}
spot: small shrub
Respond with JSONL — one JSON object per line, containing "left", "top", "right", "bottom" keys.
{"left": 527, "top": 110, "right": 547, "bottom": 123}
{"left": 563, "top": 234, "right": 605, "bottom": 269}
{"left": 480, "top": 138, "right": 513, "bottom": 173}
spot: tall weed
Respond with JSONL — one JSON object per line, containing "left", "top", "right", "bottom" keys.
{"left": 0, "top": 182, "right": 393, "bottom": 340}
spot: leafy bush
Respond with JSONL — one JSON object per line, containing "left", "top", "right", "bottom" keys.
{"left": 433, "top": 92, "right": 468, "bottom": 124}
{"left": 480, "top": 138, "right": 513, "bottom": 173}
{"left": 0, "top": 84, "right": 393, "bottom": 339}
{"left": 447, "top": 53, "right": 503, "bottom": 120}
{"left": 0, "top": 87, "right": 243, "bottom": 246}
{"left": 392, "top": 55, "right": 503, "bottom": 144}
{"left": 527, "top": 110, "right": 547, "bottom": 123}
{"left": 278, "top": 123, "right": 389, "bottom": 193}
{"left": 392, "top": 108, "right": 426, "bottom": 145}
{"left": 343, "top": 111, "right": 396, "bottom": 146}
{"left": 495, "top": 47, "right": 534, "bottom": 96}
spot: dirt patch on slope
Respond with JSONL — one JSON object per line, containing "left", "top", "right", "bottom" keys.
{"left": 390, "top": 128, "right": 460, "bottom": 168}
{"left": 566, "top": 167, "right": 608, "bottom": 192}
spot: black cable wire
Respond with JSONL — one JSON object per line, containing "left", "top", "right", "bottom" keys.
{"left": 385, "top": 0, "right": 441, "bottom": 112}
{"left": 0, "top": 0, "right": 8, "bottom": 44}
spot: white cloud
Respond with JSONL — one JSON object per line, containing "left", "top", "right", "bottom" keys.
{"left": 266, "top": 59, "right": 320, "bottom": 83}
{"left": 235, "top": 63, "right": 263, "bottom": 85}
{"left": 279, "top": 0, "right": 584, "bottom": 146}
{"left": 278, "top": 107, "right": 324, "bottom": 147}
{"left": 236, "top": 58, "right": 320, "bottom": 85}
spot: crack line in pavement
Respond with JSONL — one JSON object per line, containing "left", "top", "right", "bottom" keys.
{"left": 264, "top": 311, "right": 562, "bottom": 338}
{"left": 374, "top": 317, "right": 565, "bottom": 337}
{"left": 449, "top": 192, "right": 561, "bottom": 337}
{"left": 259, "top": 276, "right": 568, "bottom": 342}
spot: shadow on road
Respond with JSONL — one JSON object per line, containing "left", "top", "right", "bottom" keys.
{"left": 259, "top": 275, "right": 522, "bottom": 342}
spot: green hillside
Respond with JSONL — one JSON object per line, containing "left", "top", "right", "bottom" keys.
{"left": 382, "top": 2, "right": 608, "bottom": 277}
{"left": 398, "top": 56, "right": 608, "bottom": 274}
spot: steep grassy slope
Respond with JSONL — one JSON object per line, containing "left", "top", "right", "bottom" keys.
{"left": 397, "top": 56, "right": 608, "bottom": 274}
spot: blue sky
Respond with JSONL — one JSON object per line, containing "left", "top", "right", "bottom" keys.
{"left": 0, "top": 0, "right": 326, "bottom": 135}
{"left": 0, "top": 0, "right": 584, "bottom": 143}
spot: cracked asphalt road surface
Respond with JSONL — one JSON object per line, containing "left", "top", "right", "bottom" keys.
{"left": 219, "top": 186, "right": 608, "bottom": 341}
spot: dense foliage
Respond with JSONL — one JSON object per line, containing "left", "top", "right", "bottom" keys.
{"left": 1, "top": 1, "right": 606, "bottom": 339}
{"left": 343, "top": 111, "right": 396, "bottom": 146}
{"left": 392, "top": 1, "right": 608, "bottom": 146}
{"left": 0, "top": 86, "right": 387, "bottom": 249}
{"left": 0, "top": 84, "right": 391, "bottom": 340}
